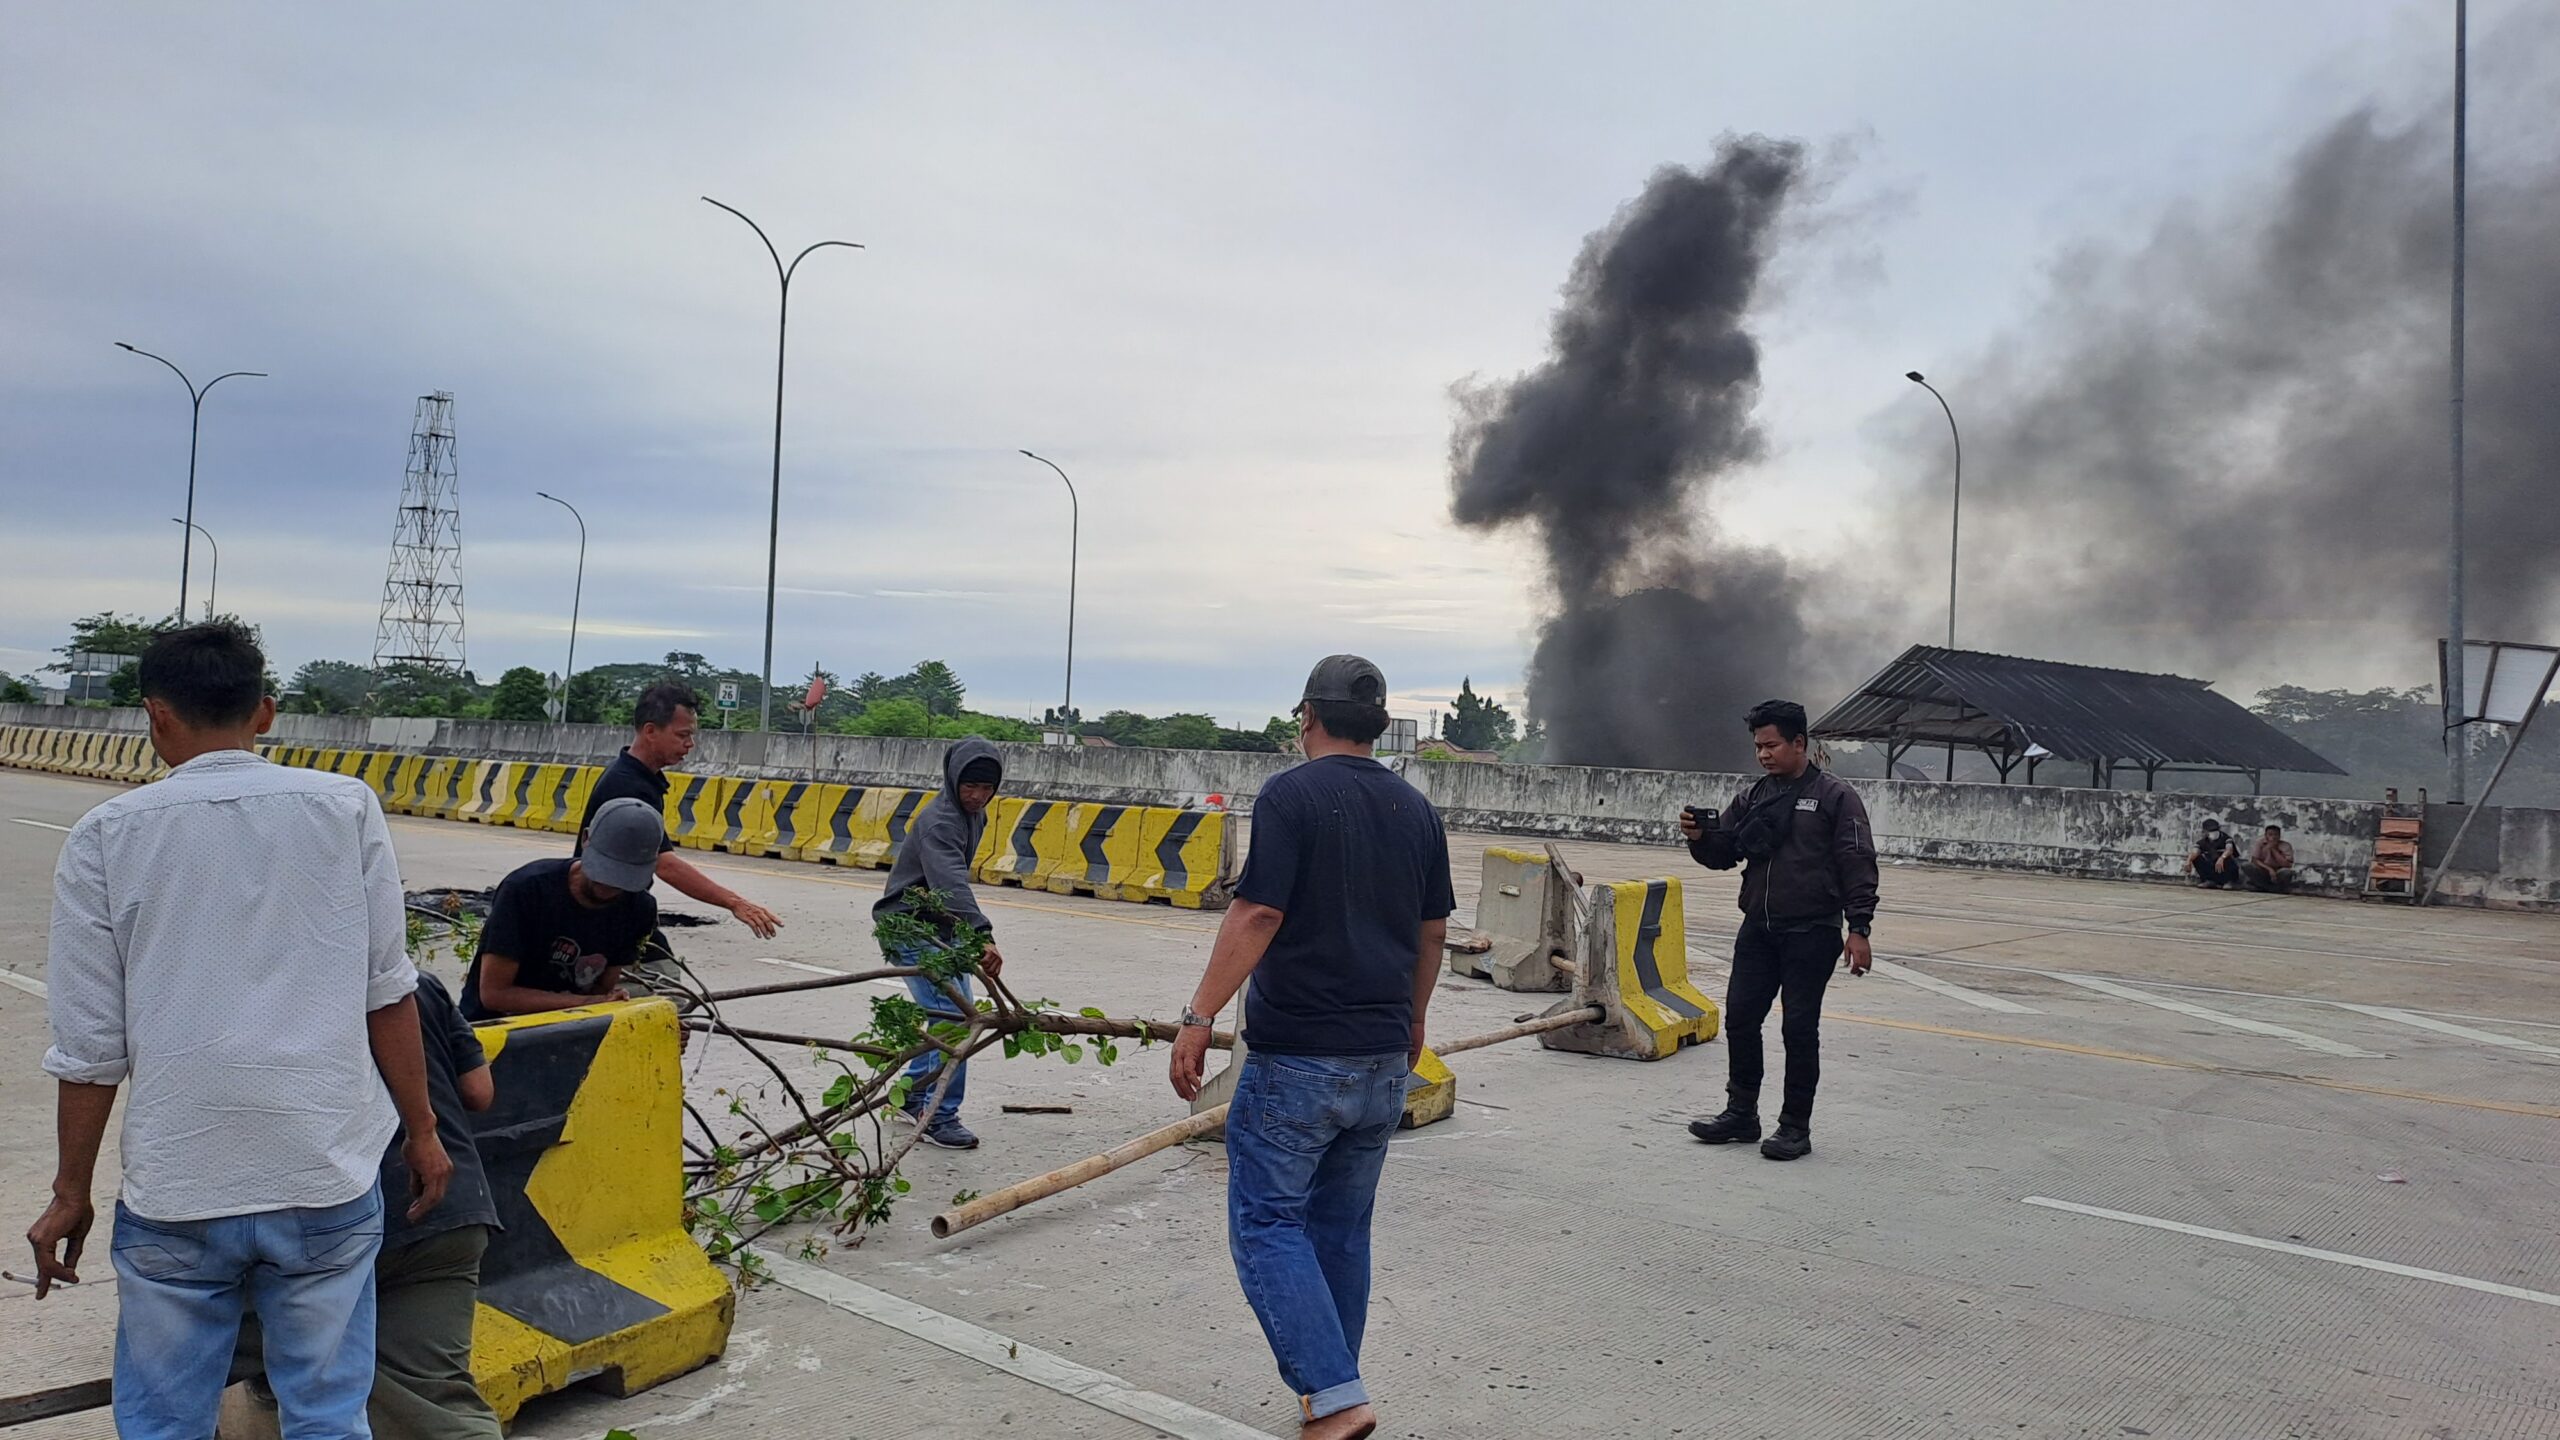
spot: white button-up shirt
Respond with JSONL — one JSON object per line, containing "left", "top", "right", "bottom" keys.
{"left": 44, "top": 748, "right": 418, "bottom": 1221}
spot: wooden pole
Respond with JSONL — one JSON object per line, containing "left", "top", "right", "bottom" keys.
{"left": 927, "top": 1005, "right": 1605, "bottom": 1240}
{"left": 931, "top": 1106, "right": 1229, "bottom": 1238}
{"left": 1432, "top": 1005, "right": 1602, "bottom": 1056}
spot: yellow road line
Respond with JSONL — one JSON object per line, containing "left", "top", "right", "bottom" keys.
{"left": 1827, "top": 1010, "right": 2560, "bottom": 1121}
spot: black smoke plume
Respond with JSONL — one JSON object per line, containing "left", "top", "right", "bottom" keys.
{"left": 1882, "top": 50, "right": 2560, "bottom": 685}
{"left": 1449, "top": 137, "right": 1810, "bottom": 771}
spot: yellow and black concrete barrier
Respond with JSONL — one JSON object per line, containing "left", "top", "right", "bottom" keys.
{"left": 1538, "top": 875, "right": 1720, "bottom": 1060}
{"left": 468, "top": 997, "right": 734, "bottom": 1421}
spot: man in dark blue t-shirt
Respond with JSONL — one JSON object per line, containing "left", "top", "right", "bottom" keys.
{"left": 1169, "top": 655, "right": 1452, "bottom": 1440}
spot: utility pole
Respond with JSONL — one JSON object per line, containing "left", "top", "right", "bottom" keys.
{"left": 2446, "top": 0, "right": 2470, "bottom": 804}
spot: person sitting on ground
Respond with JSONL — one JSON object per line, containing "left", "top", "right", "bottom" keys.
{"left": 2243, "top": 824, "right": 2297, "bottom": 893}
{"left": 872, "top": 738, "right": 1007, "bottom": 1152}
{"left": 2188, "top": 818, "right": 2241, "bottom": 888}
{"left": 461, "top": 797, "right": 661, "bottom": 1020}
{"left": 575, "top": 681, "right": 783, "bottom": 948}
{"left": 229, "top": 971, "right": 504, "bottom": 1439}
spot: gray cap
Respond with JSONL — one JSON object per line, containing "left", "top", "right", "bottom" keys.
{"left": 581, "top": 797, "right": 663, "bottom": 893}
{"left": 1301, "top": 654, "right": 1387, "bottom": 706}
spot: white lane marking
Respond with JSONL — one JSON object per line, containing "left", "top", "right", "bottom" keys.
{"left": 752, "top": 956, "right": 901, "bottom": 989}
{"left": 1901, "top": 952, "right": 2560, "bottom": 1033}
{"left": 0, "top": 969, "right": 47, "bottom": 998}
{"left": 2024, "top": 1197, "right": 2560, "bottom": 1310}
{"left": 8, "top": 817, "right": 72, "bottom": 832}
{"left": 747, "top": 1248, "right": 1274, "bottom": 1439}
{"left": 2047, "top": 972, "right": 2381, "bottom": 1057}
{"left": 2329, "top": 1002, "right": 2560, "bottom": 1058}
{"left": 755, "top": 956, "right": 847, "bottom": 976}
{"left": 1871, "top": 958, "right": 2038, "bottom": 1013}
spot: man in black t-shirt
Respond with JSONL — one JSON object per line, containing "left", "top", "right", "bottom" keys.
{"left": 573, "top": 681, "right": 782, "bottom": 943}
{"left": 464, "top": 798, "right": 661, "bottom": 1021}
{"left": 1168, "top": 655, "right": 1452, "bottom": 1440}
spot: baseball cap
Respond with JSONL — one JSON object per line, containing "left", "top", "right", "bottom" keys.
{"left": 582, "top": 797, "right": 663, "bottom": 893}
{"left": 1301, "top": 654, "right": 1387, "bottom": 706}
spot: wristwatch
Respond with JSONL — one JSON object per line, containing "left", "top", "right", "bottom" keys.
{"left": 1847, "top": 921, "right": 1872, "bottom": 938}
{"left": 1180, "top": 1007, "right": 1214, "bottom": 1029}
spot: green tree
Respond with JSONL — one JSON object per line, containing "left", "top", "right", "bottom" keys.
{"left": 902, "top": 660, "right": 966, "bottom": 718}
{"left": 1262, "top": 714, "right": 1299, "bottom": 749}
{"left": 1092, "top": 710, "right": 1155, "bottom": 747}
{"left": 107, "top": 662, "right": 142, "bottom": 706}
{"left": 489, "top": 667, "right": 552, "bottom": 722}
{"left": 849, "top": 671, "right": 892, "bottom": 710}
{"left": 564, "top": 669, "right": 615, "bottom": 725}
{"left": 1147, "top": 714, "right": 1220, "bottom": 751}
{"left": 931, "top": 711, "right": 1039, "bottom": 742}
{"left": 843, "top": 697, "right": 932, "bottom": 737}
{"left": 660, "top": 651, "right": 716, "bottom": 687}
{"left": 288, "top": 660, "right": 375, "bottom": 715}
{"left": 1, "top": 676, "right": 37, "bottom": 704}
{"left": 50, "top": 612, "right": 169, "bottom": 672}
{"left": 1215, "top": 726, "right": 1282, "bottom": 753}
{"left": 373, "top": 663, "right": 481, "bottom": 718}
{"left": 1444, "top": 678, "right": 1516, "bottom": 752}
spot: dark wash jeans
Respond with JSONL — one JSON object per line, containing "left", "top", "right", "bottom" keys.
{"left": 1725, "top": 920, "right": 1843, "bottom": 1128}
{"left": 1225, "top": 1050, "right": 1407, "bottom": 1422}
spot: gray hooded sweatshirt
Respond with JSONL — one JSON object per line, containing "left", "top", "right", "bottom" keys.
{"left": 871, "top": 737, "right": 1002, "bottom": 947}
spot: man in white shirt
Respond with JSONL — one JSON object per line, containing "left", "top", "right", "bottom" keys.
{"left": 24, "top": 621, "right": 451, "bottom": 1440}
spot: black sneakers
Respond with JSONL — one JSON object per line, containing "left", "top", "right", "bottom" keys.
{"left": 1760, "top": 1125, "right": 1811, "bottom": 1161}
{"left": 1687, "top": 1108, "right": 1762, "bottom": 1144}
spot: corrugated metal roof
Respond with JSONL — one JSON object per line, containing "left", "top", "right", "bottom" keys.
{"left": 1811, "top": 645, "right": 2345, "bottom": 774}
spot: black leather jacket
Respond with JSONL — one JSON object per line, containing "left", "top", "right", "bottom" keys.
{"left": 1689, "top": 766, "right": 1880, "bottom": 932}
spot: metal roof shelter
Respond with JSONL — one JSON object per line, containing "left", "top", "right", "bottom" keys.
{"left": 1811, "top": 645, "right": 2346, "bottom": 794}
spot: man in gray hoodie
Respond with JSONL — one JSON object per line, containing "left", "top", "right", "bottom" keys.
{"left": 872, "top": 738, "right": 1007, "bottom": 1150}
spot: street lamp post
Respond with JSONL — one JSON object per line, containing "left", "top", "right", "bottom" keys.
{"left": 702, "top": 197, "right": 862, "bottom": 735}
{"left": 120, "top": 343, "right": 264, "bottom": 621}
{"left": 168, "top": 519, "right": 218, "bottom": 619}
{"left": 1019, "top": 450, "right": 1080, "bottom": 740}
{"left": 1907, "top": 370, "right": 1964, "bottom": 781}
{"left": 535, "top": 491, "right": 586, "bottom": 721}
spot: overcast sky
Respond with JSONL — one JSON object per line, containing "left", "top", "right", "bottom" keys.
{"left": 0, "top": 2, "right": 2511, "bottom": 727}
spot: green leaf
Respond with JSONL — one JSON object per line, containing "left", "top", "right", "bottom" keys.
{"left": 1062, "top": 1043, "right": 1085, "bottom": 1064}
{"left": 1078, "top": 1006, "right": 1107, "bottom": 1020}
{"left": 892, "top": 1175, "right": 912, "bottom": 1194}
{"left": 1098, "top": 1041, "right": 1120, "bottom": 1066}
{"left": 822, "top": 1074, "right": 856, "bottom": 1108}
{"left": 951, "top": 1188, "right": 981, "bottom": 1205}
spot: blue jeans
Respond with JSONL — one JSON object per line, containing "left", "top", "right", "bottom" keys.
{"left": 897, "top": 951, "right": 974, "bottom": 1123}
{"left": 111, "top": 1182, "right": 385, "bottom": 1440}
{"left": 1225, "top": 1051, "right": 1407, "bottom": 1421}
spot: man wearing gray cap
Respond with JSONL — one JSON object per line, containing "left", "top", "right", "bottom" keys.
{"left": 1169, "top": 655, "right": 1454, "bottom": 1440}
{"left": 460, "top": 797, "right": 663, "bottom": 1020}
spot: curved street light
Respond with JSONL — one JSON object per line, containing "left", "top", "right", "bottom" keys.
{"left": 120, "top": 343, "right": 264, "bottom": 620}
{"left": 1907, "top": 371, "right": 1964, "bottom": 782}
{"left": 536, "top": 491, "right": 587, "bottom": 721}
{"left": 169, "top": 518, "right": 218, "bottom": 619}
{"left": 702, "top": 197, "right": 863, "bottom": 735}
{"left": 1019, "top": 450, "right": 1081, "bottom": 740}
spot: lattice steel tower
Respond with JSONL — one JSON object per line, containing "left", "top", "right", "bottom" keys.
{"left": 373, "top": 392, "right": 468, "bottom": 672}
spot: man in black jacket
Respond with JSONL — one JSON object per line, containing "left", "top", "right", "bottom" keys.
{"left": 1680, "top": 699, "right": 1880, "bottom": 1161}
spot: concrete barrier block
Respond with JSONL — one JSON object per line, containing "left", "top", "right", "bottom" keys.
{"left": 1539, "top": 876, "right": 1719, "bottom": 1061}
{"left": 468, "top": 999, "right": 734, "bottom": 1420}
{"left": 1459, "top": 846, "right": 1573, "bottom": 992}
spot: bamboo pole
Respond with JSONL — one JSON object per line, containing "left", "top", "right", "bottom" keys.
{"left": 1432, "top": 1005, "right": 1601, "bottom": 1056}
{"left": 928, "top": 1005, "right": 1606, "bottom": 1240}
{"left": 931, "top": 1106, "right": 1230, "bottom": 1238}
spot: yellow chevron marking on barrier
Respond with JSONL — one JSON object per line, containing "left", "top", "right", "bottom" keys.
{"left": 469, "top": 1000, "right": 733, "bottom": 1420}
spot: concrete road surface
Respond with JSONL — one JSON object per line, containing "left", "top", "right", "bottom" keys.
{"left": 3, "top": 766, "right": 2556, "bottom": 1438}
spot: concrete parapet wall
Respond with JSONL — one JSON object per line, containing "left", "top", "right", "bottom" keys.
{"left": 6, "top": 704, "right": 2550, "bottom": 909}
